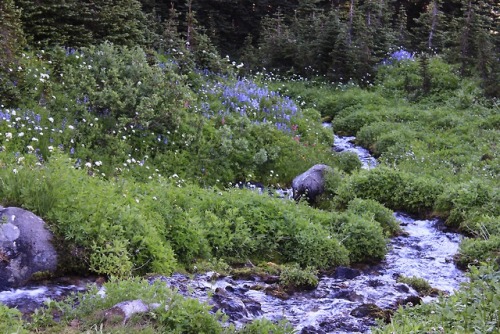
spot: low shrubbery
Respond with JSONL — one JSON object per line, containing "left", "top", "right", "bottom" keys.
{"left": 346, "top": 198, "right": 400, "bottom": 236}
{"left": 0, "top": 153, "right": 371, "bottom": 275}
{"left": 0, "top": 304, "right": 27, "bottom": 334}
{"left": 339, "top": 214, "right": 388, "bottom": 263}
{"left": 396, "top": 275, "right": 436, "bottom": 296}
{"left": 279, "top": 263, "right": 319, "bottom": 291}
{"left": 375, "top": 264, "right": 500, "bottom": 333}
{"left": 332, "top": 166, "right": 443, "bottom": 215}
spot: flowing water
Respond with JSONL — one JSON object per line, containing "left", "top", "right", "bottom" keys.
{"left": 0, "top": 134, "right": 467, "bottom": 333}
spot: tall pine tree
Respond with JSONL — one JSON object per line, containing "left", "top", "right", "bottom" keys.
{"left": 0, "top": 0, "right": 26, "bottom": 106}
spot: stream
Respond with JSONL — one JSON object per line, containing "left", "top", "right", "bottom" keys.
{"left": 0, "top": 134, "right": 467, "bottom": 333}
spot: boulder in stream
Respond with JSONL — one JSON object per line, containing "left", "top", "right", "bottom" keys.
{"left": 292, "top": 164, "right": 333, "bottom": 203}
{"left": 0, "top": 206, "right": 58, "bottom": 290}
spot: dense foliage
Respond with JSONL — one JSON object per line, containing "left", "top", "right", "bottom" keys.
{"left": 5, "top": 0, "right": 499, "bottom": 97}
{"left": 376, "top": 264, "right": 500, "bottom": 333}
{"left": 0, "top": 0, "right": 499, "bottom": 332}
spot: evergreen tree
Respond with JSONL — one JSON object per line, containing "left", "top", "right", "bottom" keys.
{"left": 0, "top": 0, "right": 26, "bottom": 106}
{"left": 450, "top": 0, "right": 500, "bottom": 96}
{"left": 0, "top": 0, "right": 25, "bottom": 67}
{"left": 412, "top": 0, "right": 448, "bottom": 52}
{"left": 15, "top": 0, "right": 94, "bottom": 46}
{"left": 86, "top": 0, "right": 148, "bottom": 47}
{"left": 257, "top": 10, "right": 298, "bottom": 72}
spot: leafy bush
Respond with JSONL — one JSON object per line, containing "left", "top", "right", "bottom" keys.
{"left": 332, "top": 152, "right": 362, "bottom": 173}
{"left": 376, "top": 55, "right": 461, "bottom": 101}
{"left": 0, "top": 155, "right": 177, "bottom": 276}
{"left": 334, "top": 167, "right": 443, "bottom": 215}
{"left": 282, "top": 223, "right": 350, "bottom": 269}
{"left": 397, "top": 275, "right": 435, "bottom": 296}
{"left": 0, "top": 304, "right": 27, "bottom": 334}
{"left": 237, "top": 319, "right": 295, "bottom": 334}
{"left": 27, "top": 277, "right": 295, "bottom": 333}
{"left": 279, "top": 263, "right": 319, "bottom": 291}
{"left": 316, "top": 87, "right": 388, "bottom": 120}
{"left": 375, "top": 264, "right": 500, "bottom": 333}
{"left": 455, "top": 237, "right": 500, "bottom": 269}
{"left": 340, "top": 215, "right": 387, "bottom": 263}
{"left": 435, "top": 179, "right": 497, "bottom": 228}
{"left": 346, "top": 198, "right": 400, "bottom": 236}
{"left": 333, "top": 167, "right": 406, "bottom": 210}
{"left": 332, "top": 107, "right": 383, "bottom": 136}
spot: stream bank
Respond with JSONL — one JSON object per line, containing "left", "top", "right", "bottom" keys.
{"left": 0, "top": 135, "right": 467, "bottom": 333}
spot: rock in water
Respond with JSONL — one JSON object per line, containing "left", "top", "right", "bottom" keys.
{"left": 292, "top": 164, "right": 333, "bottom": 203}
{"left": 0, "top": 207, "right": 58, "bottom": 290}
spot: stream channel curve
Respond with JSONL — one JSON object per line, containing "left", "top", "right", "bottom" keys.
{"left": 0, "top": 133, "right": 467, "bottom": 333}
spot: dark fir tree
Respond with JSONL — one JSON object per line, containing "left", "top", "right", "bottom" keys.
{"left": 412, "top": 0, "right": 449, "bottom": 52}
{"left": 86, "top": 0, "right": 147, "bottom": 47}
{"left": 0, "top": 0, "right": 25, "bottom": 67}
{"left": 0, "top": 0, "right": 26, "bottom": 106}
{"left": 15, "top": 0, "right": 92, "bottom": 46}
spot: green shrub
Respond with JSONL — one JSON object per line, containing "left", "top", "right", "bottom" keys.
{"left": 356, "top": 122, "right": 393, "bottom": 150}
{"left": 340, "top": 215, "right": 387, "bottom": 263}
{"left": 334, "top": 167, "right": 443, "bottom": 214}
{"left": 332, "top": 107, "right": 382, "bottom": 136}
{"left": 32, "top": 277, "right": 225, "bottom": 333}
{"left": 282, "top": 223, "right": 349, "bottom": 269}
{"left": 334, "top": 167, "right": 405, "bottom": 210}
{"left": 396, "top": 276, "right": 435, "bottom": 296}
{"left": 237, "top": 319, "right": 295, "bottom": 334}
{"left": 456, "top": 237, "right": 500, "bottom": 269}
{"left": 332, "top": 152, "right": 362, "bottom": 173}
{"left": 316, "top": 87, "right": 388, "bottom": 119}
{"left": 346, "top": 198, "right": 400, "bottom": 236}
{"left": 279, "top": 263, "right": 319, "bottom": 291}
{"left": 0, "top": 304, "right": 27, "bottom": 334}
{"left": 376, "top": 55, "right": 461, "bottom": 101}
{"left": 435, "top": 179, "right": 497, "bottom": 227}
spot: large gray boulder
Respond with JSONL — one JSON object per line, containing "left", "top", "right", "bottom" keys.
{"left": 0, "top": 206, "right": 58, "bottom": 290}
{"left": 292, "top": 164, "right": 333, "bottom": 203}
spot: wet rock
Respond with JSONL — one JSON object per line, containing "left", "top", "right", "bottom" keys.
{"left": 367, "top": 279, "right": 384, "bottom": 288}
{"left": 319, "top": 316, "right": 368, "bottom": 333}
{"left": 292, "top": 164, "right": 333, "bottom": 203}
{"left": 395, "top": 283, "right": 410, "bottom": 293}
{"left": 0, "top": 207, "right": 58, "bottom": 290}
{"left": 242, "top": 298, "right": 262, "bottom": 316}
{"left": 301, "top": 326, "right": 326, "bottom": 333}
{"left": 333, "top": 266, "right": 361, "bottom": 280}
{"left": 332, "top": 289, "right": 363, "bottom": 302}
{"left": 264, "top": 285, "right": 290, "bottom": 299}
{"left": 262, "top": 274, "right": 280, "bottom": 284}
{"left": 212, "top": 292, "right": 248, "bottom": 320}
{"left": 396, "top": 295, "right": 422, "bottom": 307}
{"left": 103, "top": 299, "right": 154, "bottom": 325}
{"left": 350, "top": 303, "right": 390, "bottom": 322}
